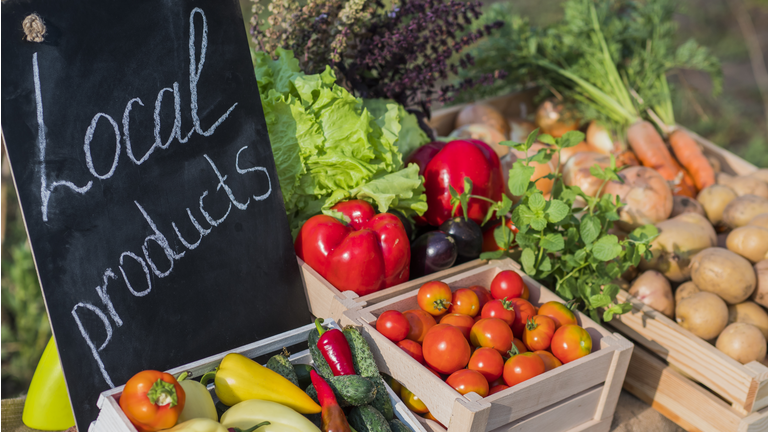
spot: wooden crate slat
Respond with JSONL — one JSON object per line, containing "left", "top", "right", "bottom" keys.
{"left": 492, "top": 386, "right": 604, "bottom": 432}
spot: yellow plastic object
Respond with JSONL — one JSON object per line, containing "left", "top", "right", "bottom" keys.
{"left": 220, "top": 400, "right": 321, "bottom": 432}
{"left": 213, "top": 353, "right": 320, "bottom": 414}
{"left": 23, "top": 337, "right": 75, "bottom": 430}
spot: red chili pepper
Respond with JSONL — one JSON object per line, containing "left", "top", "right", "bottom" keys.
{"left": 310, "top": 370, "right": 352, "bottom": 432}
{"left": 315, "top": 318, "right": 356, "bottom": 376}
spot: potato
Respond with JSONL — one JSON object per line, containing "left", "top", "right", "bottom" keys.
{"left": 455, "top": 103, "right": 510, "bottom": 137}
{"left": 722, "top": 195, "right": 768, "bottom": 229}
{"left": 717, "top": 173, "right": 768, "bottom": 198}
{"left": 752, "top": 260, "right": 768, "bottom": 309}
{"left": 562, "top": 152, "right": 611, "bottom": 196}
{"left": 748, "top": 213, "right": 768, "bottom": 229}
{"left": 509, "top": 143, "right": 557, "bottom": 195}
{"left": 629, "top": 270, "right": 675, "bottom": 318}
{"left": 639, "top": 213, "right": 716, "bottom": 282}
{"left": 675, "top": 281, "right": 701, "bottom": 304}
{"left": 690, "top": 247, "right": 757, "bottom": 304}
{"left": 716, "top": 323, "right": 767, "bottom": 364}
{"left": 676, "top": 292, "right": 729, "bottom": 340}
{"left": 726, "top": 226, "right": 768, "bottom": 263}
{"left": 728, "top": 301, "right": 768, "bottom": 340}
{"left": 697, "top": 185, "right": 737, "bottom": 226}
{"left": 748, "top": 169, "right": 768, "bottom": 184}
{"left": 603, "top": 166, "right": 673, "bottom": 231}
{"left": 670, "top": 195, "right": 706, "bottom": 219}
{"left": 449, "top": 123, "right": 509, "bottom": 157}
{"left": 535, "top": 98, "right": 579, "bottom": 138}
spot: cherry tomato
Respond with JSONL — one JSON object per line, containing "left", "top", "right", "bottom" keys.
{"left": 480, "top": 297, "right": 516, "bottom": 326}
{"left": 509, "top": 298, "right": 537, "bottom": 337}
{"left": 521, "top": 284, "right": 530, "bottom": 300}
{"left": 537, "top": 301, "right": 577, "bottom": 329}
{"left": 482, "top": 219, "right": 519, "bottom": 252}
{"left": 551, "top": 325, "right": 592, "bottom": 364}
{"left": 474, "top": 314, "right": 483, "bottom": 324}
{"left": 403, "top": 309, "right": 437, "bottom": 343}
{"left": 446, "top": 369, "right": 489, "bottom": 397}
{"left": 468, "top": 347, "right": 504, "bottom": 382}
{"left": 522, "top": 315, "right": 556, "bottom": 351}
{"left": 534, "top": 350, "right": 562, "bottom": 371}
{"left": 376, "top": 310, "right": 410, "bottom": 342}
{"left": 448, "top": 288, "right": 480, "bottom": 316}
{"left": 401, "top": 386, "right": 428, "bottom": 414}
{"left": 423, "top": 324, "right": 471, "bottom": 374}
{"left": 423, "top": 412, "right": 446, "bottom": 428}
{"left": 397, "top": 339, "right": 425, "bottom": 364}
{"left": 488, "top": 376, "right": 505, "bottom": 387}
{"left": 468, "top": 285, "right": 493, "bottom": 310}
{"left": 489, "top": 384, "right": 510, "bottom": 395}
{"left": 418, "top": 281, "right": 453, "bottom": 316}
{"left": 503, "top": 352, "right": 545, "bottom": 386}
{"left": 508, "top": 338, "right": 528, "bottom": 356}
{"left": 490, "top": 270, "right": 527, "bottom": 300}
{"left": 439, "top": 313, "right": 475, "bottom": 341}
{"left": 470, "top": 318, "right": 513, "bottom": 355}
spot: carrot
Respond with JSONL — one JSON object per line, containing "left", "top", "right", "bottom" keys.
{"left": 626, "top": 121, "right": 697, "bottom": 198}
{"left": 668, "top": 129, "right": 715, "bottom": 191}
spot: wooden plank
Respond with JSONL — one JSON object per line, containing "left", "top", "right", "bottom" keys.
{"left": 447, "top": 396, "right": 491, "bottom": 432}
{"left": 498, "top": 386, "right": 604, "bottom": 432}
{"left": 593, "top": 335, "right": 634, "bottom": 422}
{"left": 744, "top": 362, "right": 768, "bottom": 413}
{"left": 299, "top": 257, "right": 363, "bottom": 320}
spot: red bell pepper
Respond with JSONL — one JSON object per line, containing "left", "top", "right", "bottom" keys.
{"left": 408, "top": 140, "right": 503, "bottom": 227}
{"left": 315, "top": 318, "right": 356, "bottom": 376}
{"left": 295, "top": 200, "right": 410, "bottom": 296}
{"left": 310, "top": 370, "right": 352, "bottom": 432}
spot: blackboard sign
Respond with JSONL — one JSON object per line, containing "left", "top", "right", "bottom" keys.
{"left": 1, "top": 0, "right": 312, "bottom": 428}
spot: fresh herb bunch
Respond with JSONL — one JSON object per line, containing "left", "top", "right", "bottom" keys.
{"left": 476, "top": 129, "right": 658, "bottom": 323}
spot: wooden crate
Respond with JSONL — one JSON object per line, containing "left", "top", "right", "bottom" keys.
{"left": 429, "top": 91, "right": 767, "bottom": 431}
{"left": 90, "top": 319, "right": 426, "bottom": 432}
{"left": 343, "top": 258, "right": 634, "bottom": 432}
{"left": 300, "top": 257, "right": 486, "bottom": 322}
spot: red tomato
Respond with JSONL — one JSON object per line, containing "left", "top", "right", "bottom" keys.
{"left": 503, "top": 352, "right": 545, "bottom": 386}
{"left": 401, "top": 387, "right": 428, "bottom": 414}
{"left": 480, "top": 298, "right": 516, "bottom": 326}
{"left": 488, "top": 376, "right": 505, "bottom": 388}
{"left": 439, "top": 313, "right": 475, "bottom": 341}
{"left": 537, "top": 301, "right": 578, "bottom": 329}
{"left": 468, "top": 285, "right": 493, "bottom": 310}
{"left": 446, "top": 369, "right": 489, "bottom": 397}
{"left": 376, "top": 310, "right": 410, "bottom": 342}
{"left": 490, "top": 270, "right": 527, "bottom": 300}
{"left": 403, "top": 309, "right": 437, "bottom": 343}
{"left": 522, "top": 315, "right": 556, "bottom": 351}
{"left": 521, "top": 284, "right": 530, "bottom": 300}
{"left": 509, "top": 298, "right": 537, "bottom": 337}
{"left": 417, "top": 281, "right": 453, "bottom": 316}
{"left": 509, "top": 338, "right": 528, "bottom": 356}
{"left": 422, "top": 324, "right": 471, "bottom": 374}
{"left": 534, "top": 350, "right": 563, "bottom": 371}
{"left": 469, "top": 318, "right": 514, "bottom": 355}
{"left": 488, "top": 384, "right": 510, "bottom": 395}
{"left": 551, "top": 325, "right": 593, "bottom": 364}
{"left": 482, "top": 219, "right": 519, "bottom": 252}
{"left": 423, "top": 412, "right": 446, "bottom": 428}
{"left": 425, "top": 366, "right": 443, "bottom": 379}
{"left": 448, "top": 288, "right": 480, "bottom": 316}
{"left": 468, "top": 347, "right": 504, "bottom": 382}
{"left": 397, "top": 339, "right": 425, "bottom": 364}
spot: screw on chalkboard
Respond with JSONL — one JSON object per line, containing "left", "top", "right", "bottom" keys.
{"left": 22, "top": 13, "right": 46, "bottom": 43}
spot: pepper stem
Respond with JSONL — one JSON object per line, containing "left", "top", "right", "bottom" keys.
{"left": 146, "top": 379, "right": 178, "bottom": 407}
{"left": 315, "top": 318, "right": 326, "bottom": 337}
{"left": 228, "top": 421, "right": 271, "bottom": 432}
{"left": 200, "top": 369, "right": 217, "bottom": 388}
{"left": 176, "top": 371, "right": 189, "bottom": 382}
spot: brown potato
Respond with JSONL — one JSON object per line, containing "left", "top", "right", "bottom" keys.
{"left": 449, "top": 123, "right": 508, "bottom": 157}
{"left": 670, "top": 196, "right": 707, "bottom": 219}
{"left": 455, "top": 103, "right": 510, "bottom": 137}
{"left": 562, "top": 152, "right": 611, "bottom": 197}
{"left": 717, "top": 173, "right": 768, "bottom": 198}
{"left": 676, "top": 292, "right": 729, "bottom": 340}
{"left": 629, "top": 270, "right": 675, "bottom": 318}
{"left": 690, "top": 247, "right": 757, "bottom": 304}
{"left": 716, "top": 323, "right": 767, "bottom": 364}
{"left": 728, "top": 301, "right": 768, "bottom": 339}
{"left": 697, "top": 185, "right": 737, "bottom": 226}
{"left": 748, "top": 213, "right": 768, "bottom": 229}
{"left": 675, "top": 281, "right": 701, "bottom": 304}
{"left": 722, "top": 195, "right": 768, "bottom": 229}
{"left": 639, "top": 213, "right": 717, "bottom": 282}
{"left": 752, "top": 260, "right": 768, "bottom": 309}
{"left": 603, "top": 166, "right": 673, "bottom": 231}
{"left": 726, "top": 226, "right": 768, "bottom": 263}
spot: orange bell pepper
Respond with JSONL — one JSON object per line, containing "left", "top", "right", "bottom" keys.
{"left": 119, "top": 370, "right": 186, "bottom": 432}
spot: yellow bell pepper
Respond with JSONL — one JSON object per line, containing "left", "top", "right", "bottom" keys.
{"left": 177, "top": 373, "right": 217, "bottom": 422}
{"left": 167, "top": 418, "right": 270, "bottom": 432}
{"left": 213, "top": 353, "right": 320, "bottom": 414}
{"left": 220, "top": 400, "right": 321, "bottom": 432}
{"left": 23, "top": 338, "right": 75, "bottom": 430}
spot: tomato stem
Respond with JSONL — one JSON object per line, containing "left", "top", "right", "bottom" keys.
{"left": 433, "top": 299, "right": 451, "bottom": 312}
{"left": 507, "top": 344, "right": 521, "bottom": 357}
{"left": 525, "top": 317, "right": 538, "bottom": 331}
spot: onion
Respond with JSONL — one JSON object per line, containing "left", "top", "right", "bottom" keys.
{"left": 603, "top": 166, "right": 674, "bottom": 231}
{"left": 558, "top": 141, "right": 599, "bottom": 166}
{"left": 455, "top": 104, "right": 510, "bottom": 137}
{"left": 449, "top": 123, "right": 508, "bottom": 157}
{"left": 586, "top": 121, "right": 622, "bottom": 154}
{"left": 563, "top": 152, "right": 612, "bottom": 196}
{"left": 535, "top": 98, "right": 579, "bottom": 138}
{"left": 508, "top": 119, "right": 537, "bottom": 143}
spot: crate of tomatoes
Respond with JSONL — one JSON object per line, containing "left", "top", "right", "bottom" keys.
{"left": 342, "top": 258, "right": 633, "bottom": 432}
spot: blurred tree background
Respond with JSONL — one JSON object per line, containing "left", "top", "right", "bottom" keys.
{"left": 1, "top": 0, "right": 767, "bottom": 398}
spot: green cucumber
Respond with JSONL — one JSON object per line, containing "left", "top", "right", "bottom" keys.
{"left": 308, "top": 327, "right": 334, "bottom": 379}
{"left": 389, "top": 419, "right": 410, "bottom": 432}
{"left": 349, "top": 405, "right": 393, "bottom": 432}
{"left": 293, "top": 363, "right": 314, "bottom": 390}
{"left": 265, "top": 351, "right": 299, "bottom": 387}
{"left": 343, "top": 327, "right": 394, "bottom": 421}
{"left": 305, "top": 374, "right": 377, "bottom": 407}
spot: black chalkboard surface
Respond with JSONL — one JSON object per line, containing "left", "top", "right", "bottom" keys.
{"left": 1, "top": 0, "right": 312, "bottom": 428}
